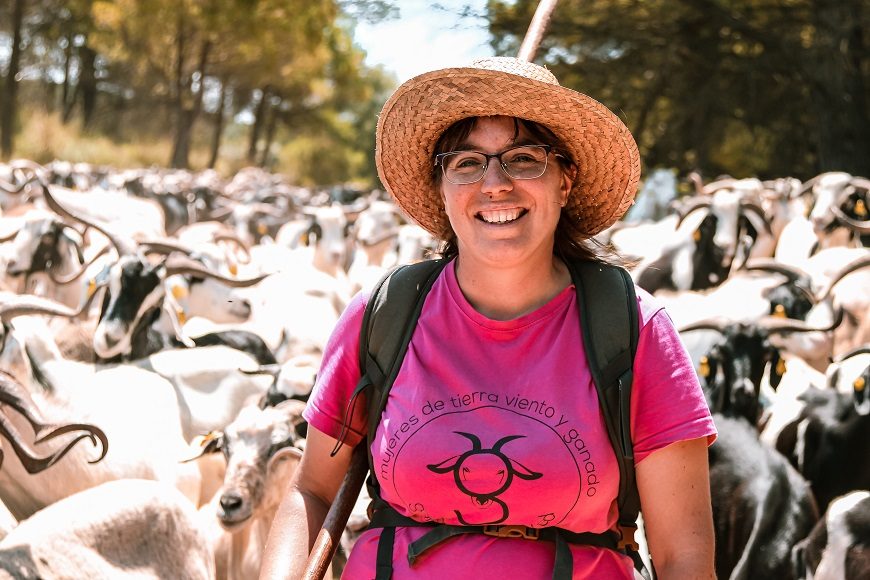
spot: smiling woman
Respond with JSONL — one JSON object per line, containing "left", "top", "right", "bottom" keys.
{"left": 262, "top": 56, "right": 717, "bottom": 580}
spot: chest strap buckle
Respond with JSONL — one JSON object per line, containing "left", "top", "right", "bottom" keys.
{"left": 482, "top": 525, "right": 540, "bottom": 540}
{"left": 616, "top": 523, "right": 639, "bottom": 552}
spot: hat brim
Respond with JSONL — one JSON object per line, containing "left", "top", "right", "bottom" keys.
{"left": 376, "top": 67, "right": 640, "bottom": 238}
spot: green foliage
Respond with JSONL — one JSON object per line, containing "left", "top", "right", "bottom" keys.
{"left": 485, "top": 0, "right": 870, "bottom": 179}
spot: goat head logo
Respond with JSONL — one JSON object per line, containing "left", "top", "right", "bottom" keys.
{"left": 427, "top": 431, "right": 542, "bottom": 525}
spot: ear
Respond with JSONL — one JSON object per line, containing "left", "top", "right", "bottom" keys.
{"left": 266, "top": 446, "right": 302, "bottom": 475}
{"left": 558, "top": 170, "right": 573, "bottom": 205}
{"left": 180, "top": 431, "right": 224, "bottom": 463}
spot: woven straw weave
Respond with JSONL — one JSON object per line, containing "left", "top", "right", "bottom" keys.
{"left": 376, "top": 57, "right": 640, "bottom": 239}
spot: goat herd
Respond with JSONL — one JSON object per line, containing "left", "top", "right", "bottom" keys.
{"left": 0, "top": 160, "right": 866, "bottom": 579}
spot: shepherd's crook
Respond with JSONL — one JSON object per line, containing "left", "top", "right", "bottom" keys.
{"left": 300, "top": 1, "right": 560, "bottom": 578}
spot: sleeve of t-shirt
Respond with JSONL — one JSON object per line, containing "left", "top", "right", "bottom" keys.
{"left": 630, "top": 295, "right": 717, "bottom": 464}
{"left": 302, "top": 291, "right": 369, "bottom": 446}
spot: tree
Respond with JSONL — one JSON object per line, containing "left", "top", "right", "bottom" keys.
{"left": 484, "top": 0, "right": 870, "bottom": 179}
{"left": 1, "top": 0, "right": 27, "bottom": 158}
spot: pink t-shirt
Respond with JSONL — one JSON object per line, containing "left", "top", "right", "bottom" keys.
{"left": 304, "top": 260, "right": 716, "bottom": 579}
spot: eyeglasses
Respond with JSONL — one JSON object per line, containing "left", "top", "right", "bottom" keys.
{"left": 434, "top": 144, "right": 555, "bottom": 185}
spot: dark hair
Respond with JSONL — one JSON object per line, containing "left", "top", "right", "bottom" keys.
{"left": 431, "top": 116, "right": 616, "bottom": 264}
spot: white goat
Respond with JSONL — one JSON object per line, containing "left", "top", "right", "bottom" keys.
{"left": 0, "top": 479, "right": 215, "bottom": 579}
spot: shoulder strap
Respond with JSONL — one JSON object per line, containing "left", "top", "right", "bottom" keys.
{"left": 358, "top": 258, "right": 449, "bottom": 500}
{"left": 565, "top": 260, "right": 641, "bottom": 549}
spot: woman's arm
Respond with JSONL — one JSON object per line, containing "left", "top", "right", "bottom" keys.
{"left": 260, "top": 426, "right": 355, "bottom": 580}
{"left": 636, "top": 436, "right": 715, "bottom": 579}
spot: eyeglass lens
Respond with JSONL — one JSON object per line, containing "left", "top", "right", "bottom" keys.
{"left": 440, "top": 145, "right": 550, "bottom": 185}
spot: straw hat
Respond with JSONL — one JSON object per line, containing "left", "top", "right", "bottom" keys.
{"left": 375, "top": 57, "right": 641, "bottom": 239}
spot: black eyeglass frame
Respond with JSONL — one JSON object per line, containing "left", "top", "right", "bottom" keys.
{"left": 433, "top": 144, "right": 558, "bottom": 184}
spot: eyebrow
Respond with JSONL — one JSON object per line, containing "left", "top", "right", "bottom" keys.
{"left": 453, "top": 137, "right": 539, "bottom": 152}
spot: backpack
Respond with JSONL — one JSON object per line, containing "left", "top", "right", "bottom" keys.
{"left": 336, "top": 257, "right": 647, "bottom": 579}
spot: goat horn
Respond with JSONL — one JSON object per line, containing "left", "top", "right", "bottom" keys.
{"left": 687, "top": 172, "right": 705, "bottom": 195}
{"left": 48, "top": 244, "right": 111, "bottom": 285}
{"left": 702, "top": 178, "right": 737, "bottom": 195}
{"left": 0, "top": 292, "right": 88, "bottom": 322}
{"left": 798, "top": 174, "right": 824, "bottom": 195}
{"left": 833, "top": 344, "right": 870, "bottom": 363}
{"left": 138, "top": 239, "right": 194, "bottom": 256}
{"left": 0, "top": 371, "right": 109, "bottom": 472}
{"left": 212, "top": 231, "right": 251, "bottom": 254}
{"left": 163, "top": 255, "right": 270, "bottom": 287}
{"left": 761, "top": 306, "right": 845, "bottom": 335}
{"left": 678, "top": 318, "right": 730, "bottom": 334}
{"left": 818, "top": 254, "right": 870, "bottom": 299}
{"left": 240, "top": 364, "right": 281, "bottom": 377}
{"left": 739, "top": 201, "right": 773, "bottom": 235}
{"left": 40, "top": 181, "right": 137, "bottom": 257}
{"left": 743, "top": 258, "right": 808, "bottom": 281}
{"left": 830, "top": 203, "right": 870, "bottom": 234}
{"left": 674, "top": 196, "right": 713, "bottom": 228}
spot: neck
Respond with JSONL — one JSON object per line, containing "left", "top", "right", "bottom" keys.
{"left": 454, "top": 253, "right": 570, "bottom": 320}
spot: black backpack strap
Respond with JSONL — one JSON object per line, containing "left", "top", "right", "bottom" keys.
{"left": 566, "top": 260, "right": 643, "bottom": 562}
{"left": 358, "top": 259, "right": 448, "bottom": 492}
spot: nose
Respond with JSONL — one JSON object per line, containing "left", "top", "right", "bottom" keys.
{"left": 480, "top": 159, "right": 513, "bottom": 196}
{"left": 219, "top": 490, "right": 244, "bottom": 515}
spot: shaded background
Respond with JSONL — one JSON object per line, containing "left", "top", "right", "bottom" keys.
{"left": 1, "top": 0, "right": 867, "bottom": 188}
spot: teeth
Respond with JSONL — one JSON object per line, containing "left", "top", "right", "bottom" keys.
{"left": 479, "top": 209, "right": 521, "bottom": 223}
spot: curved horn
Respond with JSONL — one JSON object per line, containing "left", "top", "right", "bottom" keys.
{"left": 138, "top": 238, "right": 194, "bottom": 256}
{"left": 240, "top": 364, "right": 281, "bottom": 377}
{"left": 760, "top": 306, "right": 845, "bottom": 335}
{"left": 687, "top": 172, "right": 705, "bottom": 195}
{"left": 678, "top": 318, "right": 730, "bottom": 335}
{"left": 675, "top": 196, "right": 713, "bottom": 228}
{"left": 48, "top": 243, "right": 111, "bottom": 285}
{"left": 0, "top": 218, "right": 23, "bottom": 242}
{"left": 0, "top": 292, "right": 91, "bottom": 322}
{"left": 0, "top": 371, "right": 109, "bottom": 472}
{"left": 833, "top": 344, "right": 870, "bottom": 363}
{"left": 39, "top": 181, "right": 137, "bottom": 256}
{"left": 739, "top": 201, "right": 773, "bottom": 235}
{"left": 818, "top": 254, "right": 870, "bottom": 299}
{"left": 743, "top": 258, "right": 808, "bottom": 282}
{"left": 702, "top": 178, "right": 737, "bottom": 195}
{"left": 830, "top": 203, "right": 870, "bottom": 234}
{"left": 163, "top": 254, "right": 270, "bottom": 287}
{"left": 798, "top": 174, "right": 824, "bottom": 195}
{"left": 212, "top": 231, "right": 251, "bottom": 255}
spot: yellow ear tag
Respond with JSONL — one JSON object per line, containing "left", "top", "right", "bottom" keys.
{"left": 693, "top": 229, "right": 702, "bottom": 242}
{"left": 257, "top": 223, "right": 268, "bottom": 235}
{"left": 773, "top": 304, "right": 787, "bottom": 318}
{"left": 699, "top": 356, "right": 710, "bottom": 378}
{"left": 228, "top": 263, "right": 238, "bottom": 276}
{"left": 175, "top": 307, "right": 187, "bottom": 326}
{"left": 776, "top": 358, "right": 787, "bottom": 376}
{"left": 856, "top": 199, "right": 867, "bottom": 217}
{"left": 87, "top": 279, "right": 96, "bottom": 297}
{"left": 300, "top": 232, "right": 309, "bottom": 246}
{"left": 171, "top": 285, "right": 188, "bottom": 300}
{"left": 855, "top": 377, "right": 866, "bottom": 392}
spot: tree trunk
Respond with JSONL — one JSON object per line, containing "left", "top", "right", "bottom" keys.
{"left": 171, "top": 38, "right": 210, "bottom": 169}
{"left": 247, "top": 86, "right": 270, "bottom": 164}
{"left": 79, "top": 44, "right": 98, "bottom": 128}
{"left": 259, "top": 95, "right": 281, "bottom": 168}
{"left": 1, "top": 0, "right": 26, "bottom": 159}
{"left": 208, "top": 81, "right": 227, "bottom": 169}
{"left": 61, "top": 29, "right": 74, "bottom": 121}
{"left": 806, "top": 1, "right": 869, "bottom": 175}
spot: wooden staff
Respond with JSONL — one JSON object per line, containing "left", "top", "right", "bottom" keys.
{"left": 518, "top": 0, "right": 560, "bottom": 62}
{"left": 300, "top": 2, "right": 561, "bottom": 578}
{"left": 301, "top": 445, "right": 368, "bottom": 580}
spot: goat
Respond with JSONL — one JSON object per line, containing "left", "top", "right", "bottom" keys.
{"left": 186, "top": 400, "right": 306, "bottom": 580}
{"left": 0, "top": 479, "right": 215, "bottom": 579}
{"left": 791, "top": 490, "right": 870, "bottom": 580}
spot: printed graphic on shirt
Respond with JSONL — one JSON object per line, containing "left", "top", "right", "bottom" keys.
{"left": 427, "top": 432, "right": 543, "bottom": 525}
{"left": 378, "top": 397, "right": 605, "bottom": 529}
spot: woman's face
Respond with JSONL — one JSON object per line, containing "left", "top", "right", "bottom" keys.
{"left": 439, "top": 116, "right": 572, "bottom": 270}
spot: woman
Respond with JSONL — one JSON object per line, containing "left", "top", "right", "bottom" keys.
{"left": 261, "top": 57, "right": 716, "bottom": 579}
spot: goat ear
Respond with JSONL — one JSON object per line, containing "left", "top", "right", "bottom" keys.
{"left": 267, "top": 446, "right": 302, "bottom": 474}
{"left": 180, "top": 431, "right": 224, "bottom": 463}
{"left": 508, "top": 458, "right": 544, "bottom": 481}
